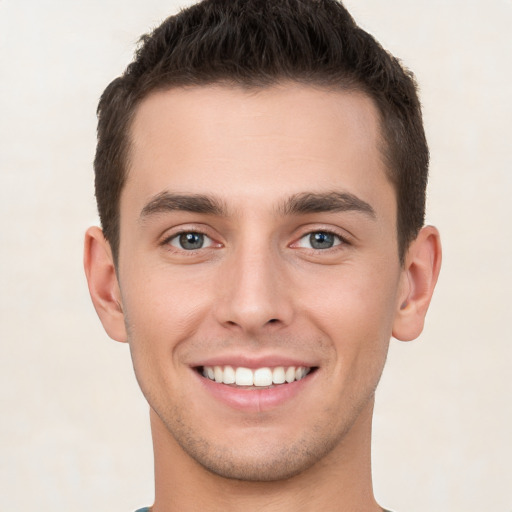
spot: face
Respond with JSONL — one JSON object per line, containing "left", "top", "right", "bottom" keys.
{"left": 117, "top": 84, "right": 405, "bottom": 481}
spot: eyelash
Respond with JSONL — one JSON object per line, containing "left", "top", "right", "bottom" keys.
{"left": 292, "top": 229, "right": 349, "bottom": 251}
{"left": 161, "top": 229, "right": 219, "bottom": 252}
{"left": 161, "top": 228, "right": 349, "bottom": 253}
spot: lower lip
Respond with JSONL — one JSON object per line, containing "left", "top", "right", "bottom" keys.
{"left": 195, "top": 370, "right": 316, "bottom": 412}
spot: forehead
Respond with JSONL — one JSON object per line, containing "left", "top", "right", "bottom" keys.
{"left": 122, "top": 84, "right": 394, "bottom": 222}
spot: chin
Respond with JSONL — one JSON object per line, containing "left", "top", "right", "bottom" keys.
{"left": 166, "top": 413, "right": 350, "bottom": 483}
{"left": 186, "top": 443, "right": 331, "bottom": 482}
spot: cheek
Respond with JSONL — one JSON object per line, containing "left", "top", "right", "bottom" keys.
{"left": 120, "top": 270, "right": 212, "bottom": 408}
{"left": 310, "top": 276, "right": 395, "bottom": 406}
{"left": 119, "top": 268, "right": 215, "bottom": 381}
{"left": 123, "top": 265, "right": 211, "bottom": 330}
{"left": 307, "top": 260, "right": 398, "bottom": 318}
{"left": 298, "top": 260, "right": 400, "bottom": 361}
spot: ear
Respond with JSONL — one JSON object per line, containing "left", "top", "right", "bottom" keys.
{"left": 392, "top": 225, "right": 442, "bottom": 341}
{"left": 83, "top": 226, "right": 127, "bottom": 342}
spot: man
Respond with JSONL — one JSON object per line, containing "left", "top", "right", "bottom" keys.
{"left": 84, "top": 0, "right": 441, "bottom": 510}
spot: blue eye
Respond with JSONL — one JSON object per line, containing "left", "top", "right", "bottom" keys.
{"left": 169, "top": 232, "right": 213, "bottom": 250}
{"left": 297, "top": 231, "right": 342, "bottom": 250}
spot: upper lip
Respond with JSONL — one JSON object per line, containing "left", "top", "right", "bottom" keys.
{"left": 191, "top": 354, "right": 318, "bottom": 369}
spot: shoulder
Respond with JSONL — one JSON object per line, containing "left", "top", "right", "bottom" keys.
{"left": 134, "top": 508, "right": 151, "bottom": 512}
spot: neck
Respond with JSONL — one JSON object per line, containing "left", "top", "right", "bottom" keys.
{"left": 150, "top": 399, "right": 381, "bottom": 512}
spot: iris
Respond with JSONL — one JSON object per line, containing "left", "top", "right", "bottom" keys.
{"left": 309, "top": 232, "right": 335, "bottom": 249}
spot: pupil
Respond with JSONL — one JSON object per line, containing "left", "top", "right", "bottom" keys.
{"left": 179, "top": 232, "right": 204, "bottom": 250}
{"left": 310, "top": 232, "right": 334, "bottom": 249}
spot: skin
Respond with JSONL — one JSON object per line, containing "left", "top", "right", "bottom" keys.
{"left": 84, "top": 84, "right": 441, "bottom": 511}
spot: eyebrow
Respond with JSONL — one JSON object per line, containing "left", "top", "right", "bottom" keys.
{"left": 140, "top": 192, "right": 227, "bottom": 219}
{"left": 278, "top": 192, "right": 376, "bottom": 218}
{"left": 139, "top": 190, "right": 376, "bottom": 221}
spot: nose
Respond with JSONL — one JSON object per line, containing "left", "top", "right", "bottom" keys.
{"left": 213, "top": 243, "right": 294, "bottom": 334}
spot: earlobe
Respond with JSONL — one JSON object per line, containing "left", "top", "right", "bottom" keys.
{"left": 392, "top": 226, "right": 442, "bottom": 342}
{"left": 83, "top": 226, "right": 128, "bottom": 343}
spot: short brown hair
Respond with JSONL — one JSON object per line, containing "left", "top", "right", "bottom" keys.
{"left": 94, "top": 0, "right": 428, "bottom": 265}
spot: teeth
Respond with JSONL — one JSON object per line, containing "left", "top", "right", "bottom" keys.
{"left": 295, "top": 367, "right": 305, "bottom": 380}
{"left": 285, "top": 366, "right": 296, "bottom": 383}
{"left": 235, "top": 367, "right": 254, "bottom": 386}
{"left": 202, "top": 365, "right": 311, "bottom": 386}
{"left": 223, "top": 365, "right": 235, "bottom": 384}
{"left": 214, "top": 366, "right": 223, "bottom": 383}
{"left": 253, "top": 368, "right": 273, "bottom": 386}
{"left": 272, "top": 367, "right": 286, "bottom": 384}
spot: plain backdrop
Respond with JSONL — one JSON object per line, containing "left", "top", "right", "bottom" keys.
{"left": 1, "top": 1, "right": 511, "bottom": 511}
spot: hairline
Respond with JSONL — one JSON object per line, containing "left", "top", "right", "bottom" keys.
{"left": 112, "top": 79, "right": 407, "bottom": 267}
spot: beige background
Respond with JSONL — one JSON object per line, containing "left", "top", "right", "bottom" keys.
{"left": 1, "top": 1, "right": 511, "bottom": 510}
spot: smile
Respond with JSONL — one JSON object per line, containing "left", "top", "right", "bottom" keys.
{"left": 201, "top": 365, "right": 312, "bottom": 387}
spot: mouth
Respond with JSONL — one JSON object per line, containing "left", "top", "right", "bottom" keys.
{"left": 193, "top": 361, "right": 319, "bottom": 412}
{"left": 196, "top": 365, "right": 317, "bottom": 389}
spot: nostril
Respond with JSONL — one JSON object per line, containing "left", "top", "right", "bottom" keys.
{"left": 222, "top": 318, "right": 282, "bottom": 329}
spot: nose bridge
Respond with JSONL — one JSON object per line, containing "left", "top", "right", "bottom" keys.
{"left": 215, "top": 234, "right": 292, "bottom": 332}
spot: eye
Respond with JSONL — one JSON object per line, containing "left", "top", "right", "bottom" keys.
{"left": 296, "top": 231, "right": 343, "bottom": 250}
{"left": 168, "top": 232, "right": 214, "bottom": 251}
